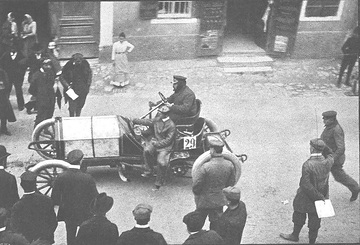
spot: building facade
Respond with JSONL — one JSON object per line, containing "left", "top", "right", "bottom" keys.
{"left": 0, "top": 0, "right": 357, "bottom": 61}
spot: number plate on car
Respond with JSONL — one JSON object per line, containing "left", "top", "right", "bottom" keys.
{"left": 183, "top": 136, "right": 196, "bottom": 150}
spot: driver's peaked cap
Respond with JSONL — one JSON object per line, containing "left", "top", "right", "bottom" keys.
{"left": 173, "top": 75, "right": 187, "bottom": 83}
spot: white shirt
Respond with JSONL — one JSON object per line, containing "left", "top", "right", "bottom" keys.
{"left": 0, "top": 166, "right": 4, "bottom": 170}
{"left": 111, "top": 40, "right": 134, "bottom": 60}
{"left": 10, "top": 52, "right": 17, "bottom": 60}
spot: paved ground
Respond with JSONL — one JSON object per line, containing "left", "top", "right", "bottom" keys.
{"left": 2, "top": 57, "right": 359, "bottom": 244}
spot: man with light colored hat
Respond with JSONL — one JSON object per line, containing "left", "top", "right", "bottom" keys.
{"left": 76, "top": 192, "right": 118, "bottom": 245}
{"left": 280, "top": 138, "right": 334, "bottom": 244}
{"left": 133, "top": 105, "right": 176, "bottom": 190}
{"left": 51, "top": 149, "right": 98, "bottom": 245}
{"left": 10, "top": 171, "right": 57, "bottom": 244}
{"left": 149, "top": 75, "right": 197, "bottom": 123}
{"left": 0, "top": 145, "right": 19, "bottom": 227}
{"left": 320, "top": 110, "right": 360, "bottom": 202}
{"left": 118, "top": 203, "right": 167, "bottom": 245}
{"left": 192, "top": 135, "right": 236, "bottom": 230}
{"left": 212, "top": 186, "right": 247, "bottom": 245}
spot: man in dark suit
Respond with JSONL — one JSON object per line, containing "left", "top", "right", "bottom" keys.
{"left": 0, "top": 44, "right": 27, "bottom": 111}
{"left": 51, "top": 149, "right": 98, "bottom": 245}
{"left": 182, "top": 211, "right": 224, "bottom": 245}
{"left": 0, "top": 145, "right": 19, "bottom": 221}
{"left": 117, "top": 203, "right": 167, "bottom": 245}
{"left": 10, "top": 171, "right": 57, "bottom": 244}
{"left": 76, "top": 192, "right": 119, "bottom": 245}
{"left": 0, "top": 210, "right": 29, "bottom": 245}
{"left": 192, "top": 136, "right": 236, "bottom": 229}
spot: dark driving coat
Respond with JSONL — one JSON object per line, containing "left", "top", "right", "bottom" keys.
{"left": 293, "top": 153, "right": 334, "bottom": 213}
{"left": 76, "top": 215, "right": 119, "bottom": 245}
{"left": 167, "top": 85, "right": 197, "bottom": 122}
{"left": 10, "top": 193, "right": 57, "bottom": 243}
{"left": 192, "top": 154, "right": 236, "bottom": 209}
{"left": 0, "top": 68, "right": 16, "bottom": 122}
{"left": 183, "top": 230, "right": 224, "bottom": 245}
{"left": 28, "top": 69, "right": 55, "bottom": 109}
{"left": 0, "top": 169, "right": 19, "bottom": 211}
{"left": 51, "top": 168, "right": 98, "bottom": 225}
{"left": 320, "top": 120, "right": 345, "bottom": 165}
{"left": 117, "top": 227, "right": 167, "bottom": 245}
{"left": 0, "top": 51, "right": 27, "bottom": 85}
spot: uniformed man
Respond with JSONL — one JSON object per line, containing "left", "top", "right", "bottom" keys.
{"left": 117, "top": 203, "right": 167, "bottom": 245}
{"left": 212, "top": 186, "right": 247, "bottom": 245}
{"left": 133, "top": 105, "right": 176, "bottom": 190}
{"left": 10, "top": 171, "right": 57, "bottom": 244}
{"left": 149, "top": 75, "right": 197, "bottom": 124}
{"left": 320, "top": 110, "right": 360, "bottom": 201}
{"left": 280, "top": 139, "right": 334, "bottom": 244}
{"left": 192, "top": 135, "right": 236, "bottom": 230}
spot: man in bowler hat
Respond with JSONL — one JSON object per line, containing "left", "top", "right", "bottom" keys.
{"left": 320, "top": 110, "right": 360, "bottom": 201}
{"left": 0, "top": 145, "right": 19, "bottom": 222}
{"left": 212, "top": 186, "right": 247, "bottom": 245}
{"left": 280, "top": 139, "right": 334, "bottom": 244}
{"left": 117, "top": 203, "right": 167, "bottom": 245}
{"left": 51, "top": 149, "right": 98, "bottom": 245}
{"left": 192, "top": 135, "right": 236, "bottom": 229}
{"left": 149, "top": 75, "right": 197, "bottom": 123}
{"left": 10, "top": 171, "right": 57, "bottom": 244}
{"left": 182, "top": 211, "right": 224, "bottom": 245}
{"left": 76, "top": 192, "right": 118, "bottom": 245}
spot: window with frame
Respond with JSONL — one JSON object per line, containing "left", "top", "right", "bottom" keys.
{"left": 157, "top": 1, "right": 192, "bottom": 18}
{"left": 305, "top": 0, "right": 340, "bottom": 17}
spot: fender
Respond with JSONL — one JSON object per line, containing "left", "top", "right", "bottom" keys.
{"left": 28, "top": 159, "right": 71, "bottom": 173}
{"left": 192, "top": 150, "right": 241, "bottom": 184}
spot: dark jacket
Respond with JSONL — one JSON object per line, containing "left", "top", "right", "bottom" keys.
{"left": 10, "top": 193, "right": 57, "bottom": 243}
{"left": 0, "top": 68, "right": 16, "bottom": 122}
{"left": 167, "top": 85, "right": 197, "bottom": 122}
{"left": 0, "top": 51, "right": 27, "bottom": 85}
{"left": 133, "top": 117, "right": 176, "bottom": 151}
{"left": 0, "top": 230, "right": 30, "bottom": 245}
{"left": 320, "top": 120, "right": 345, "bottom": 165}
{"left": 0, "top": 20, "right": 13, "bottom": 47}
{"left": 341, "top": 35, "right": 360, "bottom": 56}
{"left": 0, "top": 169, "right": 19, "bottom": 211}
{"left": 293, "top": 153, "right": 334, "bottom": 214}
{"left": 76, "top": 215, "right": 119, "bottom": 245}
{"left": 212, "top": 201, "right": 247, "bottom": 245}
{"left": 183, "top": 230, "right": 224, "bottom": 245}
{"left": 51, "top": 168, "right": 98, "bottom": 225}
{"left": 28, "top": 69, "right": 55, "bottom": 109}
{"left": 117, "top": 227, "right": 167, "bottom": 245}
{"left": 193, "top": 154, "right": 236, "bottom": 209}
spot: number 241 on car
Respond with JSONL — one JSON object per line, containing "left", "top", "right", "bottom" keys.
{"left": 184, "top": 136, "right": 196, "bottom": 150}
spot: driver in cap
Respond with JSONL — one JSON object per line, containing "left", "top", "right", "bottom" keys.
{"left": 132, "top": 105, "right": 176, "bottom": 190}
{"left": 149, "top": 75, "right": 197, "bottom": 123}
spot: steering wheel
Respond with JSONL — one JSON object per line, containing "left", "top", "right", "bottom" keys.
{"left": 158, "top": 92, "right": 167, "bottom": 103}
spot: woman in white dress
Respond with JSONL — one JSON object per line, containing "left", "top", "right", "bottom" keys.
{"left": 21, "top": 14, "right": 37, "bottom": 57}
{"left": 111, "top": 32, "right": 134, "bottom": 87}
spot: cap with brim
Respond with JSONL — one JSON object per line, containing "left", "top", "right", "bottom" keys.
{"left": 223, "top": 186, "right": 241, "bottom": 200}
{"left": 90, "top": 192, "right": 114, "bottom": 214}
{"left": 322, "top": 110, "right": 337, "bottom": 118}
{"left": 66, "top": 149, "right": 84, "bottom": 165}
{"left": 172, "top": 75, "right": 187, "bottom": 83}
{"left": 183, "top": 211, "right": 205, "bottom": 231}
{"left": 20, "top": 171, "right": 37, "bottom": 182}
{"left": 310, "top": 138, "right": 326, "bottom": 151}
{"left": 0, "top": 145, "right": 11, "bottom": 159}
{"left": 133, "top": 203, "right": 153, "bottom": 220}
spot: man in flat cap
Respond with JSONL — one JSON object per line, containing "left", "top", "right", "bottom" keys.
{"left": 280, "top": 138, "right": 334, "bottom": 244}
{"left": 212, "top": 186, "right": 247, "bottom": 245}
{"left": 28, "top": 58, "right": 56, "bottom": 127}
{"left": 61, "top": 53, "right": 92, "bottom": 117}
{"left": 117, "top": 203, "right": 167, "bottom": 245}
{"left": 182, "top": 211, "right": 224, "bottom": 245}
{"left": 149, "top": 75, "right": 197, "bottom": 124}
{"left": 320, "top": 110, "right": 360, "bottom": 202}
{"left": 10, "top": 171, "right": 57, "bottom": 244}
{"left": 192, "top": 135, "right": 236, "bottom": 230}
{"left": 0, "top": 145, "right": 19, "bottom": 224}
{"left": 51, "top": 149, "right": 98, "bottom": 245}
{"left": 76, "top": 192, "right": 118, "bottom": 245}
{"left": 133, "top": 105, "right": 176, "bottom": 190}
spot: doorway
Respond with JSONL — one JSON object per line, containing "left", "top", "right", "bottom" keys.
{"left": 224, "top": 0, "right": 269, "bottom": 52}
{"left": 0, "top": 1, "right": 51, "bottom": 47}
